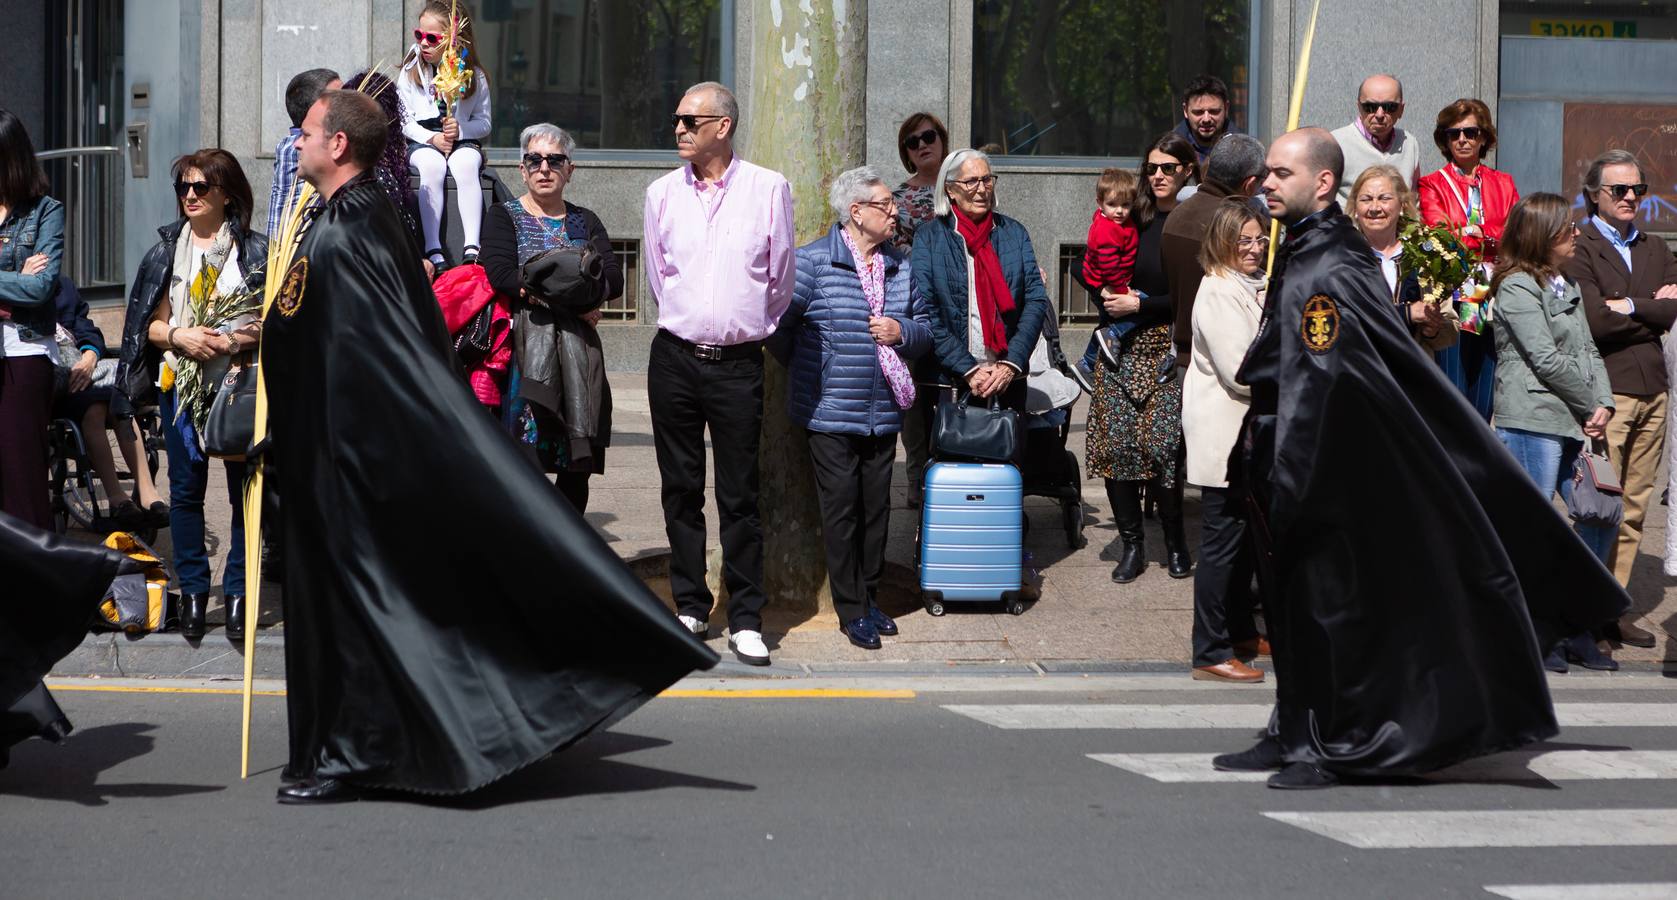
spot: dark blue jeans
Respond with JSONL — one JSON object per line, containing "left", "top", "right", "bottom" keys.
{"left": 160, "top": 390, "right": 246, "bottom": 595}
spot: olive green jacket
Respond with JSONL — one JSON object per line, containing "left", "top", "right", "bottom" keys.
{"left": 1491, "top": 271, "right": 1613, "bottom": 439}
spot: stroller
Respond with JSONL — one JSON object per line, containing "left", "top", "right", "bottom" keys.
{"left": 1022, "top": 322, "right": 1087, "bottom": 549}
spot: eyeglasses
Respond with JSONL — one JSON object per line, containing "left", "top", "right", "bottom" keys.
{"left": 950, "top": 174, "right": 999, "bottom": 191}
{"left": 902, "top": 128, "right": 939, "bottom": 151}
{"left": 413, "top": 29, "right": 444, "bottom": 46}
{"left": 1444, "top": 126, "right": 1483, "bottom": 142}
{"left": 1236, "top": 236, "right": 1271, "bottom": 250}
{"left": 522, "top": 152, "right": 570, "bottom": 171}
{"left": 1359, "top": 101, "right": 1401, "bottom": 115}
{"left": 1602, "top": 183, "right": 1649, "bottom": 200}
{"left": 670, "top": 113, "right": 726, "bottom": 131}
{"left": 857, "top": 198, "right": 898, "bottom": 213}
{"left": 1143, "top": 162, "right": 1184, "bottom": 176}
{"left": 174, "top": 180, "right": 218, "bottom": 198}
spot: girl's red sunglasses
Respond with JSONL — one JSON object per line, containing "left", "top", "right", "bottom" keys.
{"left": 413, "top": 29, "right": 443, "bottom": 46}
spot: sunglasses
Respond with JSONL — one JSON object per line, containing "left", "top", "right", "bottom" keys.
{"left": 1602, "top": 183, "right": 1649, "bottom": 200}
{"left": 1359, "top": 101, "right": 1401, "bottom": 115}
{"left": 1444, "top": 126, "right": 1483, "bottom": 142}
{"left": 174, "top": 180, "right": 218, "bottom": 198}
{"left": 670, "top": 113, "right": 726, "bottom": 131}
{"left": 902, "top": 128, "right": 939, "bottom": 151}
{"left": 414, "top": 29, "right": 444, "bottom": 46}
{"left": 522, "top": 152, "right": 570, "bottom": 171}
{"left": 1143, "top": 162, "right": 1183, "bottom": 176}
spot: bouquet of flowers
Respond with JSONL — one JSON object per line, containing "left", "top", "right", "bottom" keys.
{"left": 430, "top": 3, "right": 473, "bottom": 117}
{"left": 1398, "top": 217, "right": 1486, "bottom": 334}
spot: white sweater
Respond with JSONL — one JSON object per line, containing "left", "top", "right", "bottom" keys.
{"left": 1183, "top": 269, "right": 1266, "bottom": 488}
{"left": 1332, "top": 121, "right": 1421, "bottom": 206}
{"left": 398, "top": 54, "right": 492, "bottom": 146}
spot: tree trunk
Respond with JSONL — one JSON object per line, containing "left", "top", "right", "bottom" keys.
{"left": 744, "top": 0, "right": 867, "bottom": 624}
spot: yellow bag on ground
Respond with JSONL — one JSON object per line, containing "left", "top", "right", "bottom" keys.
{"left": 96, "top": 532, "right": 171, "bottom": 634}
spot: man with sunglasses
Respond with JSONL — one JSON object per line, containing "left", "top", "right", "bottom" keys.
{"left": 1330, "top": 74, "right": 1420, "bottom": 206}
{"left": 1567, "top": 149, "right": 1677, "bottom": 649}
{"left": 642, "top": 81, "right": 795, "bottom": 667}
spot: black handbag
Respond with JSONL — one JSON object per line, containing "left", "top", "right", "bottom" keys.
{"left": 453, "top": 302, "right": 496, "bottom": 369}
{"left": 932, "top": 391, "right": 1018, "bottom": 463}
{"left": 203, "top": 354, "right": 258, "bottom": 461}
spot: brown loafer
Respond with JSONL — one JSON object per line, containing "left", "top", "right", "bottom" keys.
{"left": 1609, "top": 616, "right": 1657, "bottom": 649}
{"left": 1192, "top": 659, "right": 1265, "bottom": 682}
{"left": 1233, "top": 636, "right": 1272, "bottom": 659}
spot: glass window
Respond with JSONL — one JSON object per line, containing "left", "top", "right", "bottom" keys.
{"left": 971, "top": 0, "right": 1252, "bottom": 157}
{"left": 472, "top": 0, "right": 726, "bottom": 150}
{"left": 1499, "top": 2, "right": 1677, "bottom": 39}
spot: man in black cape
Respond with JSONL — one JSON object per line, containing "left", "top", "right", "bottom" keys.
{"left": 1213, "top": 128, "right": 1629, "bottom": 789}
{"left": 263, "top": 91, "right": 717, "bottom": 804}
{"left": 0, "top": 512, "right": 125, "bottom": 768}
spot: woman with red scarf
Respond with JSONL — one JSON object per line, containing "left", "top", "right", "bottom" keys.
{"left": 1418, "top": 98, "right": 1519, "bottom": 422}
{"left": 908, "top": 148, "right": 1052, "bottom": 454}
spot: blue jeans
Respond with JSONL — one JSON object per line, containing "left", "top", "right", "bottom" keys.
{"left": 160, "top": 391, "right": 246, "bottom": 595}
{"left": 1494, "top": 426, "right": 1614, "bottom": 563}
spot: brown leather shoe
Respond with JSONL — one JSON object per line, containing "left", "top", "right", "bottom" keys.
{"left": 1609, "top": 616, "right": 1657, "bottom": 649}
{"left": 1192, "top": 658, "right": 1265, "bottom": 682}
{"left": 1233, "top": 636, "right": 1272, "bottom": 659}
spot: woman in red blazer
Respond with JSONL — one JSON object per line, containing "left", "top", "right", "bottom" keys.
{"left": 1417, "top": 98, "right": 1519, "bottom": 422}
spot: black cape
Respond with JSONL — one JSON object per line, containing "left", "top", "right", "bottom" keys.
{"left": 1234, "top": 206, "right": 1629, "bottom": 777}
{"left": 1, "top": 512, "right": 123, "bottom": 753}
{"left": 262, "top": 173, "right": 717, "bottom": 795}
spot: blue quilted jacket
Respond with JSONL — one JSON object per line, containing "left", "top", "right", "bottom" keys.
{"left": 769, "top": 223, "right": 932, "bottom": 436}
{"left": 909, "top": 211, "right": 1051, "bottom": 379}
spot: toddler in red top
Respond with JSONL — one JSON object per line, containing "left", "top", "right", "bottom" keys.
{"left": 1075, "top": 168, "right": 1140, "bottom": 388}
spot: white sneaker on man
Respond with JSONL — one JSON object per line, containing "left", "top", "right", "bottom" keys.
{"left": 728, "top": 629, "right": 771, "bottom": 666}
{"left": 678, "top": 615, "right": 708, "bottom": 638}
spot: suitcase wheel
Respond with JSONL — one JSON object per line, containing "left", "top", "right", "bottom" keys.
{"left": 923, "top": 591, "right": 946, "bottom": 617}
{"left": 1005, "top": 598, "right": 1027, "bottom": 616}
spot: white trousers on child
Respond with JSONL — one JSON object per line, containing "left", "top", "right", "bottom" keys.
{"left": 411, "top": 144, "right": 483, "bottom": 257}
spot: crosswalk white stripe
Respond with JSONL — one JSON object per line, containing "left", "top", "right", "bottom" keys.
{"left": 942, "top": 703, "right": 1677, "bottom": 729}
{"left": 1261, "top": 809, "right": 1677, "bottom": 848}
{"left": 1088, "top": 750, "right": 1677, "bottom": 783}
{"left": 1483, "top": 884, "right": 1677, "bottom": 899}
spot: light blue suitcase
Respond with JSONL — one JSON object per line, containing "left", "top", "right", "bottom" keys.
{"left": 918, "top": 462, "right": 1028, "bottom": 616}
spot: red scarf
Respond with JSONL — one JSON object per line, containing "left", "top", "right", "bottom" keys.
{"left": 953, "top": 206, "right": 1014, "bottom": 355}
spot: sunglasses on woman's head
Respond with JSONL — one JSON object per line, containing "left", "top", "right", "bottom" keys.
{"left": 174, "top": 180, "right": 218, "bottom": 198}
{"left": 414, "top": 29, "right": 444, "bottom": 46}
{"left": 1444, "top": 126, "right": 1482, "bottom": 142}
{"left": 902, "top": 128, "right": 939, "bottom": 151}
{"left": 1602, "top": 183, "right": 1649, "bottom": 200}
{"left": 1359, "top": 101, "right": 1400, "bottom": 115}
{"left": 1143, "top": 162, "right": 1183, "bottom": 176}
{"left": 522, "top": 152, "right": 570, "bottom": 171}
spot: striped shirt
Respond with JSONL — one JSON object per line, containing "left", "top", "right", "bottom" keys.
{"left": 266, "top": 128, "right": 302, "bottom": 239}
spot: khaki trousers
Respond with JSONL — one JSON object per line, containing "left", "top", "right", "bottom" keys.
{"left": 1604, "top": 391, "right": 1667, "bottom": 587}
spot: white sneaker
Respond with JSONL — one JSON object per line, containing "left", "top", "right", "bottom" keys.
{"left": 678, "top": 615, "right": 708, "bottom": 638}
{"left": 728, "top": 629, "right": 771, "bottom": 666}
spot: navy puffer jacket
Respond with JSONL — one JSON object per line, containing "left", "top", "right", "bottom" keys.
{"left": 908, "top": 210, "right": 1051, "bottom": 380}
{"left": 769, "top": 223, "right": 932, "bottom": 436}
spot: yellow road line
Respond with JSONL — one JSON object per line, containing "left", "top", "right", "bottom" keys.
{"left": 46, "top": 684, "right": 914, "bottom": 700}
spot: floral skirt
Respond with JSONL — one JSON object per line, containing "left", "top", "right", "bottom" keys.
{"left": 1084, "top": 323, "right": 1181, "bottom": 485}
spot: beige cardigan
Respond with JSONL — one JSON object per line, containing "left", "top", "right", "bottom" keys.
{"left": 1183, "top": 269, "right": 1265, "bottom": 488}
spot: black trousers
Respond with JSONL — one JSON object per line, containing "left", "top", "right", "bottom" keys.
{"left": 1191, "top": 484, "right": 1259, "bottom": 667}
{"left": 806, "top": 430, "right": 896, "bottom": 623}
{"left": 648, "top": 332, "right": 766, "bottom": 632}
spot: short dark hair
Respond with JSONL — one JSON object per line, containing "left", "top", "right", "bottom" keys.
{"left": 1431, "top": 98, "right": 1497, "bottom": 161}
{"left": 318, "top": 90, "right": 388, "bottom": 170}
{"left": 285, "top": 68, "right": 340, "bottom": 128}
{"left": 1205, "top": 134, "right": 1267, "bottom": 191}
{"left": 170, "top": 148, "right": 255, "bottom": 230}
{"left": 1181, "top": 75, "right": 1231, "bottom": 110}
{"left": 0, "top": 108, "right": 49, "bottom": 206}
{"left": 896, "top": 112, "right": 949, "bottom": 175}
{"left": 1300, "top": 128, "right": 1346, "bottom": 193}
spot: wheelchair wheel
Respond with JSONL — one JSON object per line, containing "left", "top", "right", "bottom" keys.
{"left": 48, "top": 421, "right": 100, "bottom": 533}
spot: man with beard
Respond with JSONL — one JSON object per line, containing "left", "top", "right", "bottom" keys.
{"left": 1212, "top": 128, "right": 1628, "bottom": 790}
{"left": 263, "top": 90, "right": 717, "bottom": 804}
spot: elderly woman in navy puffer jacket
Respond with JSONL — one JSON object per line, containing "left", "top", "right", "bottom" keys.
{"left": 769, "top": 165, "right": 932, "bottom": 651}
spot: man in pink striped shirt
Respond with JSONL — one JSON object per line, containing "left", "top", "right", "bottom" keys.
{"left": 642, "top": 81, "right": 795, "bottom": 667}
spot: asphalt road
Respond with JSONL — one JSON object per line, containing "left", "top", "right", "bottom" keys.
{"left": 4, "top": 674, "right": 1677, "bottom": 899}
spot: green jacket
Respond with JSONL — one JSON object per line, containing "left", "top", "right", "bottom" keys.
{"left": 1491, "top": 271, "right": 1613, "bottom": 439}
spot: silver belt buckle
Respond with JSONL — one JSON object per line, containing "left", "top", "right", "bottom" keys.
{"left": 693, "top": 342, "right": 724, "bottom": 361}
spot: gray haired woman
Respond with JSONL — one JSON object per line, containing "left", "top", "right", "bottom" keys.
{"left": 479, "top": 123, "right": 623, "bottom": 512}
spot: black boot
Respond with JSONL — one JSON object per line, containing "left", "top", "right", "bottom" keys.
{"left": 179, "top": 592, "right": 208, "bottom": 640}
{"left": 224, "top": 594, "right": 246, "bottom": 641}
{"left": 1156, "top": 478, "right": 1193, "bottom": 578}
{"left": 1107, "top": 480, "right": 1146, "bottom": 583}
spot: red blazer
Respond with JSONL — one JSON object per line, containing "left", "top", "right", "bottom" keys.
{"left": 1417, "top": 164, "right": 1519, "bottom": 263}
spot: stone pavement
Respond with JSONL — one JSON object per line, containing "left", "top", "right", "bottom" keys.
{"left": 55, "top": 370, "right": 1677, "bottom": 677}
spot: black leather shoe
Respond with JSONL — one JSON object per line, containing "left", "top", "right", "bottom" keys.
{"left": 1564, "top": 633, "right": 1618, "bottom": 671}
{"left": 276, "top": 777, "right": 362, "bottom": 805}
{"left": 1608, "top": 616, "right": 1657, "bottom": 649}
{"left": 1543, "top": 646, "right": 1568, "bottom": 674}
{"left": 865, "top": 606, "right": 899, "bottom": 637}
{"left": 1161, "top": 517, "right": 1193, "bottom": 578}
{"left": 279, "top": 766, "right": 306, "bottom": 784}
{"left": 840, "top": 616, "right": 882, "bottom": 651}
{"left": 224, "top": 595, "right": 246, "bottom": 641}
{"left": 1166, "top": 549, "right": 1193, "bottom": 579}
{"left": 1212, "top": 737, "right": 1285, "bottom": 772}
{"left": 1267, "top": 761, "right": 1339, "bottom": 790}
{"left": 1111, "top": 542, "right": 1146, "bottom": 583}
{"left": 180, "top": 592, "right": 208, "bottom": 640}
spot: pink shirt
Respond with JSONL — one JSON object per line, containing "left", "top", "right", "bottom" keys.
{"left": 643, "top": 156, "right": 796, "bottom": 346}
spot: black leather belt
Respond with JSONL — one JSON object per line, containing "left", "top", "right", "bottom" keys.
{"left": 658, "top": 329, "right": 763, "bottom": 361}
